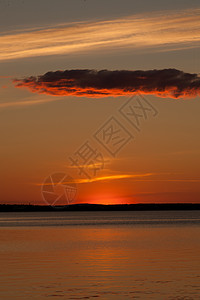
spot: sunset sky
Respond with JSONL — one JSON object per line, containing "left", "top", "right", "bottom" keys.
{"left": 0, "top": 0, "right": 200, "bottom": 205}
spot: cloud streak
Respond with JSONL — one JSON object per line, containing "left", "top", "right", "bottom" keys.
{"left": 76, "top": 173, "right": 154, "bottom": 184}
{"left": 37, "top": 173, "right": 154, "bottom": 186}
{"left": 0, "top": 97, "right": 60, "bottom": 109}
{"left": 0, "top": 8, "right": 200, "bottom": 61}
{"left": 14, "top": 68, "right": 200, "bottom": 98}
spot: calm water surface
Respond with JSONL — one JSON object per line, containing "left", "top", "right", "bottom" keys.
{"left": 0, "top": 211, "right": 200, "bottom": 299}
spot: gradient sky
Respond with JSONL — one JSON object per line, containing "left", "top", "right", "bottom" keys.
{"left": 0, "top": 0, "right": 200, "bottom": 205}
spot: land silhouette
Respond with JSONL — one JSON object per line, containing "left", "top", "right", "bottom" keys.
{"left": 0, "top": 203, "right": 199, "bottom": 212}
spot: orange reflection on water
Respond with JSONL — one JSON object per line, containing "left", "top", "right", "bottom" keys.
{"left": 0, "top": 219, "right": 200, "bottom": 299}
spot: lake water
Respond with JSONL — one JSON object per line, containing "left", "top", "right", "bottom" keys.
{"left": 0, "top": 210, "right": 200, "bottom": 299}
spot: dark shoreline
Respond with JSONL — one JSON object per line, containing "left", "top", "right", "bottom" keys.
{"left": 0, "top": 203, "right": 200, "bottom": 212}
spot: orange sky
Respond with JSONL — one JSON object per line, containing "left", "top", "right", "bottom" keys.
{"left": 0, "top": 3, "right": 200, "bottom": 205}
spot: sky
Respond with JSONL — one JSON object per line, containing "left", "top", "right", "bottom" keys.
{"left": 0, "top": 0, "right": 200, "bottom": 205}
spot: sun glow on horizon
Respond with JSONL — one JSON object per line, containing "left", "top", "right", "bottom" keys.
{"left": 79, "top": 194, "right": 134, "bottom": 205}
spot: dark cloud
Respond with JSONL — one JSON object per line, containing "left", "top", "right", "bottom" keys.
{"left": 13, "top": 69, "right": 200, "bottom": 98}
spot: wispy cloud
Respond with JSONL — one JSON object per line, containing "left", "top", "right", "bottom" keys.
{"left": 36, "top": 173, "right": 154, "bottom": 186}
{"left": 14, "top": 69, "right": 200, "bottom": 98}
{"left": 35, "top": 173, "right": 200, "bottom": 187}
{"left": 0, "top": 97, "right": 60, "bottom": 109}
{"left": 0, "top": 8, "right": 200, "bottom": 61}
{"left": 76, "top": 173, "right": 154, "bottom": 184}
